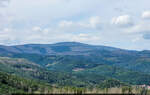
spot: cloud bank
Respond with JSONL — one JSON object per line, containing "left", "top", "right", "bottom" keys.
{"left": 0, "top": 0, "right": 150, "bottom": 50}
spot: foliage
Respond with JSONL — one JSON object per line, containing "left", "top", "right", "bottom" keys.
{"left": 0, "top": 71, "right": 52, "bottom": 94}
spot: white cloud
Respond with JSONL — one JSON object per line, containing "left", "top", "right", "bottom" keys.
{"left": 71, "top": 33, "right": 100, "bottom": 42}
{"left": 31, "top": 27, "right": 52, "bottom": 36}
{"left": 0, "top": 28, "right": 13, "bottom": 36}
{"left": 0, "top": 13, "right": 13, "bottom": 28}
{"left": 111, "top": 15, "right": 133, "bottom": 27}
{"left": 127, "top": 22, "right": 150, "bottom": 34}
{"left": 79, "top": 16, "right": 101, "bottom": 29}
{"left": 32, "top": 26, "right": 42, "bottom": 32}
{"left": 142, "top": 11, "right": 150, "bottom": 19}
{"left": 1, "top": 0, "right": 150, "bottom": 50}
{"left": 59, "top": 16, "right": 101, "bottom": 31}
{"left": 59, "top": 21, "right": 73, "bottom": 28}
{"left": 0, "top": 0, "right": 13, "bottom": 29}
{"left": 125, "top": 22, "right": 150, "bottom": 40}
{"left": 2, "top": 28, "right": 12, "bottom": 33}
{"left": 0, "top": 0, "right": 10, "bottom": 7}
{"left": 0, "top": 28, "right": 19, "bottom": 45}
{"left": 42, "top": 28, "right": 50, "bottom": 35}
{"left": 89, "top": 16, "right": 101, "bottom": 29}
{"left": 131, "top": 36, "right": 142, "bottom": 43}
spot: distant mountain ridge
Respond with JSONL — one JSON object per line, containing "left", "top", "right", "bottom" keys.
{"left": 0, "top": 42, "right": 141, "bottom": 55}
{"left": 1, "top": 42, "right": 150, "bottom": 92}
{"left": 1, "top": 42, "right": 150, "bottom": 73}
{"left": 0, "top": 42, "right": 150, "bottom": 74}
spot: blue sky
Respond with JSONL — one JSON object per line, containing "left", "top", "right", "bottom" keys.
{"left": 0, "top": 0, "right": 150, "bottom": 50}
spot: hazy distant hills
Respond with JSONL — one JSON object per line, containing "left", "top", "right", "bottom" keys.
{"left": 1, "top": 42, "right": 150, "bottom": 89}
{"left": 0, "top": 42, "right": 150, "bottom": 73}
{"left": 0, "top": 42, "right": 134, "bottom": 55}
{"left": 0, "top": 42, "right": 149, "bottom": 58}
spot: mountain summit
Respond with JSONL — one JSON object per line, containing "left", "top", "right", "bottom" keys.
{"left": 0, "top": 42, "right": 126, "bottom": 55}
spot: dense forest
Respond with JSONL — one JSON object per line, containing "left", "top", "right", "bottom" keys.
{"left": 0, "top": 71, "right": 149, "bottom": 94}
{"left": 0, "top": 42, "right": 150, "bottom": 94}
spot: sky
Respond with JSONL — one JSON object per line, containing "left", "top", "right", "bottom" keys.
{"left": 0, "top": 0, "right": 150, "bottom": 50}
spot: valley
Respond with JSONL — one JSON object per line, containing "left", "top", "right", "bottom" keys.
{"left": 0, "top": 42, "right": 150, "bottom": 94}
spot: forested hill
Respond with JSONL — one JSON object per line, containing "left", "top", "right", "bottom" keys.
{"left": 1, "top": 42, "right": 150, "bottom": 94}
{"left": 0, "top": 42, "right": 140, "bottom": 55}
{"left": 0, "top": 42, "right": 150, "bottom": 74}
{"left": 0, "top": 71, "right": 52, "bottom": 94}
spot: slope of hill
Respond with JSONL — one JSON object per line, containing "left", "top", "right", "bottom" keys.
{"left": 0, "top": 42, "right": 135, "bottom": 55}
{"left": 0, "top": 42, "right": 150, "bottom": 89}
{"left": 7, "top": 51, "right": 150, "bottom": 74}
{"left": 0, "top": 57, "right": 107, "bottom": 87}
{"left": 0, "top": 71, "right": 52, "bottom": 94}
{"left": 0, "top": 56, "right": 150, "bottom": 87}
{"left": 1, "top": 71, "right": 135, "bottom": 94}
{"left": 75, "top": 65, "right": 150, "bottom": 85}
